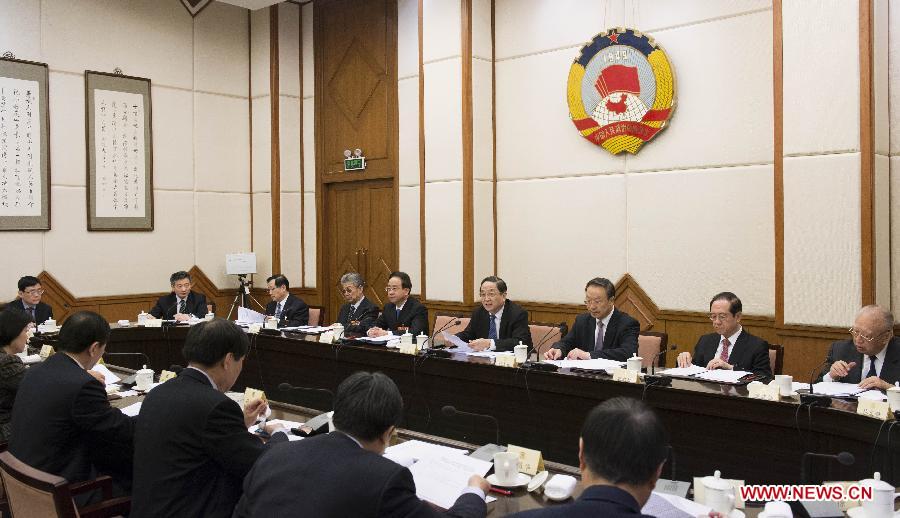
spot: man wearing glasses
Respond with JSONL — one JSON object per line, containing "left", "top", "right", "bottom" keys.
{"left": 544, "top": 277, "right": 639, "bottom": 361}
{"left": 335, "top": 272, "right": 379, "bottom": 336}
{"left": 9, "top": 275, "right": 53, "bottom": 325}
{"left": 455, "top": 276, "right": 531, "bottom": 352}
{"left": 819, "top": 305, "right": 900, "bottom": 390}
{"left": 676, "top": 292, "right": 772, "bottom": 378}
{"left": 367, "top": 271, "right": 428, "bottom": 337}
{"left": 264, "top": 274, "right": 309, "bottom": 328}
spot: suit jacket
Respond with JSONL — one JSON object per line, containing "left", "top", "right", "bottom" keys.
{"left": 6, "top": 298, "right": 53, "bottom": 325}
{"left": 692, "top": 329, "right": 772, "bottom": 378}
{"left": 819, "top": 336, "right": 900, "bottom": 385}
{"left": 131, "top": 368, "right": 287, "bottom": 518}
{"left": 509, "top": 485, "right": 653, "bottom": 518}
{"left": 9, "top": 353, "right": 135, "bottom": 486}
{"left": 149, "top": 291, "right": 209, "bottom": 319}
{"left": 233, "top": 431, "right": 486, "bottom": 518}
{"left": 265, "top": 294, "right": 309, "bottom": 328}
{"left": 374, "top": 296, "right": 429, "bottom": 337}
{"left": 336, "top": 297, "right": 380, "bottom": 335}
{"left": 551, "top": 309, "right": 639, "bottom": 361}
{"left": 455, "top": 300, "right": 532, "bottom": 352}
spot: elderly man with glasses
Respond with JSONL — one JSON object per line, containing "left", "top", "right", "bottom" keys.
{"left": 818, "top": 305, "right": 900, "bottom": 390}
{"left": 335, "top": 272, "right": 379, "bottom": 336}
{"left": 8, "top": 275, "right": 53, "bottom": 325}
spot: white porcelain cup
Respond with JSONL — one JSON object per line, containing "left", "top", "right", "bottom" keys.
{"left": 626, "top": 356, "right": 642, "bottom": 372}
{"left": 44, "top": 319, "right": 56, "bottom": 328}
{"left": 514, "top": 344, "right": 528, "bottom": 363}
{"left": 137, "top": 312, "right": 149, "bottom": 325}
{"left": 204, "top": 312, "right": 215, "bottom": 322}
{"left": 135, "top": 366, "right": 154, "bottom": 391}
{"left": 401, "top": 332, "right": 414, "bottom": 344}
{"left": 703, "top": 473, "right": 735, "bottom": 515}
{"left": 416, "top": 333, "right": 429, "bottom": 349}
{"left": 775, "top": 374, "right": 793, "bottom": 395}
{"left": 887, "top": 387, "right": 900, "bottom": 413}
{"left": 493, "top": 451, "right": 519, "bottom": 486}
{"left": 332, "top": 324, "right": 344, "bottom": 340}
{"left": 862, "top": 490, "right": 900, "bottom": 518}
{"left": 264, "top": 317, "right": 278, "bottom": 330}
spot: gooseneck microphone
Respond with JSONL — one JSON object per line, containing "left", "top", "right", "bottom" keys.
{"left": 800, "top": 360, "right": 833, "bottom": 407}
{"left": 429, "top": 319, "right": 461, "bottom": 349}
{"left": 441, "top": 405, "right": 500, "bottom": 446}
{"left": 650, "top": 345, "right": 677, "bottom": 375}
{"left": 801, "top": 451, "right": 855, "bottom": 484}
{"left": 530, "top": 323, "right": 565, "bottom": 359}
{"left": 103, "top": 351, "right": 152, "bottom": 368}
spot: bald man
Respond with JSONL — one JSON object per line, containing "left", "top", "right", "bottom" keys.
{"left": 819, "top": 305, "right": 900, "bottom": 391}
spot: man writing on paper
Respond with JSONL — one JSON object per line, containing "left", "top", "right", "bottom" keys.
{"left": 368, "top": 271, "right": 429, "bottom": 338}
{"left": 8, "top": 275, "right": 53, "bottom": 325}
{"left": 234, "top": 371, "right": 489, "bottom": 517}
{"left": 149, "top": 270, "right": 208, "bottom": 321}
{"left": 131, "top": 318, "right": 289, "bottom": 517}
{"left": 818, "top": 305, "right": 900, "bottom": 390}
{"left": 455, "top": 276, "right": 532, "bottom": 352}
{"left": 676, "top": 292, "right": 771, "bottom": 378}
{"left": 544, "top": 277, "right": 639, "bottom": 361}
{"left": 335, "top": 272, "right": 380, "bottom": 335}
{"left": 509, "top": 397, "right": 668, "bottom": 517}
{"left": 265, "top": 274, "right": 309, "bottom": 327}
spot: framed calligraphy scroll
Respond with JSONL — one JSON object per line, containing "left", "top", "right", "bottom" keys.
{"left": 0, "top": 57, "right": 50, "bottom": 231}
{"left": 85, "top": 71, "right": 153, "bottom": 231}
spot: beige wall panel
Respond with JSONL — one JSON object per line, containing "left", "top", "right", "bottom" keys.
{"left": 399, "top": 77, "right": 420, "bottom": 187}
{"left": 0, "top": 234, "right": 43, "bottom": 297}
{"left": 194, "top": 92, "right": 249, "bottom": 193}
{"left": 495, "top": 49, "right": 625, "bottom": 180}
{"left": 889, "top": 0, "right": 900, "bottom": 154}
{"left": 250, "top": 7, "right": 271, "bottom": 98}
{"left": 637, "top": 0, "right": 771, "bottom": 32}
{"left": 398, "top": 186, "right": 422, "bottom": 294}
{"left": 279, "top": 95, "right": 302, "bottom": 193}
{"left": 784, "top": 153, "right": 861, "bottom": 326}
{"left": 423, "top": 0, "right": 462, "bottom": 63}
{"left": 891, "top": 156, "right": 900, "bottom": 313}
{"left": 278, "top": 3, "right": 301, "bottom": 98}
{"left": 627, "top": 11, "right": 773, "bottom": 172}
{"left": 472, "top": 58, "right": 492, "bottom": 181}
{"left": 783, "top": 0, "right": 859, "bottom": 156}
{"left": 303, "top": 192, "right": 316, "bottom": 288}
{"left": 425, "top": 181, "right": 463, "bottom": 301}
{"left": 194, "top": 1, "right": 249, "bottom": 97}
{"left": 302, "top": 96, "right": 316, "bottom": 192}
{"left": 48, "top": 72, "right": 86, "bottom": 187}
{"left": 302, "top": 3, "right": 314, "bottom": 97}
{"left": 423, "top": 58, "right": 463, "bottom": 182}
{"left": 627, "top": 166, "right": 775, "bottom": 315}
{"left": 279, "top": 192, "right": 302, "bottom": 282}
{"left": 875, "top": 154, "right": 890, "bottom": 308}
{"left": 153, "top": 86, "right": 195, "bottom": 191}
{"left": 472, "top": 180, "right": 494, "bottom": 295}
{"left": 251, "top": 96, "right": 271, "bottom": 193}
{"left": 251, "top": 192, "right": 272, "bottom": 284}
{"left": 873, "top": 0, "right": 888, "bottom": 156}
{"left": 196, "top": 193, "right": 252, "bottom": 289}
{"left": 471, "top": 0, "right": 491, "bottom": 61}
{"left": 0, "top": 0, "right": 41, "bottom": 60}
{"left": 42, "top": 0, "right": 192, "bottom": 88}
{"left": 44, "top": 187, "right": 195, "bottom": 297}
{"left": 497, "top": 175, "right": 626, "bottom": 304}
{"left": 398, "top": 0, "right": 419, "bottom": 79}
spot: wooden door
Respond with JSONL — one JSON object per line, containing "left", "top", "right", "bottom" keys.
{"left": 315, "top": 0, "right": 399, "bottom": 321}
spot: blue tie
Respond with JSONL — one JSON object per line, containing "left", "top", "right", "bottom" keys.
{"left": 396, "top": 307, "right": 401, "bottom": 319}
{"left": 488, "top": 314, "right": 498, "bottom": 340}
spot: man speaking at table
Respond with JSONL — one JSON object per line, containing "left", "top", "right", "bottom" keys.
{"left": 367, "top": 271, "right": 429, "bottom": 338}
{"left": 149, "top": 270, "right": 208, "bottom": 321}
{"left": 818, "top": 305, "right": 900, "bottom": 390}
{"left": 455, "top": 276, "right": 531, "bottom": 352}
{"left": 264, "top": 274, "right": 309, "bottom": 327}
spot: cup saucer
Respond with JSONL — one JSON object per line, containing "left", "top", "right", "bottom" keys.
{"left": 846, "top": 506, "right": 900, "bottom": 518}
{"left": 728, "top": 509, "right": 745, "bottom": 518}
{"left": 487, "top": 473, "right": 531, "bottom": 488}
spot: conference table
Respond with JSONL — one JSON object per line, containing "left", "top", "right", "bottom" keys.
{"left": 86, "top": 324, "right": 900, "bottom": 487}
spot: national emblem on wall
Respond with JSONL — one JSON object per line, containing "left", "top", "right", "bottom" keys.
{"left": 567, "top": 27, "right": 676, "bottom": 155}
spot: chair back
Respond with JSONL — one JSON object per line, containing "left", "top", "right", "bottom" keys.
{"left": 638, "top": 331, "right": 669, "bottom": 368}
{"left": 529, "top": 323, "right": 566, "bottom": 357}
{"left": 0, "top": 451, "right": 73, "bottom": 518}
{"left": 432, "top": 315, "right": 470, "bottom": 345}
{"left": 308, "top": 307, "right": 322, "bottom": 327}
{"left": 768, "top": 343, "right": 784, "bottom": 375}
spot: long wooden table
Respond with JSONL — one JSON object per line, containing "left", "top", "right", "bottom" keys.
{"left": 94, "top": 325, "right": 900, "bottom": 486}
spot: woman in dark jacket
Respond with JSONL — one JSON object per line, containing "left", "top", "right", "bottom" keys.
{"left": 0, "top": 309, "right": 31, "bottom": 441}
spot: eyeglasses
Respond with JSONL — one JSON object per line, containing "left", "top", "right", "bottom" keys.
{"left": 341, "top": 286, "right": 359, "bottom": 294}
{"left": 479, "top": 291, "right": 501, "bottom": 299}
{"left": 849, "top": 327, "right": 887, "bottom": 343}
{"left": 173, "top": 283, "right": 191, "bottom": 290}
{"left": 708, "top": 313, "right": 732, "bottom": 321}
{"left": 266, "top": 286, "right": 281, "bottom": 292}
{"left": 22, "top": 289, "right": 44, "bottom": 296}
{"left": 584, "top": 298, "right": 607, "bottom": 306}
{"left": 385, "top": 286, "right": 403, "bottom": 293}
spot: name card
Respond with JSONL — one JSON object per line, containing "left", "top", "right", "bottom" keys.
{"left": 495, "top": 354, "right": 516, "bottom": 368}
{"left": 319, "top": 331, "right": 334, "bottom": 343}
{"left": 858, "top": 399, "right": 892, "bottom": 421}
{"left": 39, "top": 345, "right": 54, "bottom": 359}
{"left": 747, "top": 382, "right": 780, "bottom": 401}
{"left": 145, "top": 318, "right": 162, "bottom": 328}
{"left": 398, "top": 342, "right": 419, "bottom": 355}
{"left": 158, "top": 370, "right": 177, "bottom": 383}
{"left": 244, "top": 387, "right": 267, "bottom": 407}
{"left": 612, "top": 367, "right": 640, "bottom": 384}
{"left": 507, "top": 444, "right": 545, "bottom": 475}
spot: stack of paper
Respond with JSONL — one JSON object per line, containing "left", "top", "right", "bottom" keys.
{"left": 237, "top": 307, "right": 266, "bottom": 324}
{"left": 91, "top": 363, "right": 122, "bottom": 386}
{"left": 660, "top": 365, "right": 707, "bottom": 377}
{"left": 407, "top": 453, "right": 493, "bottom": 509}
{"left": 642, "top": 491, "right": 711, "bottom": 518}
{"left": 804, "top": 381, "right": 865, "bottom": 397}
{"left": 440, "top": 332, "right": 474, "bottom": 353}
{"left": 355, "top": 335, "right": 401, "bottom": 344}
{"left": 384, "top": 440, "right": 468, "bottom": 465}
{"left": 543, "top": 358, "right": 625, "bottom": 372}
{"left": 693, "top": 369, "right": 751, "bottom": 384}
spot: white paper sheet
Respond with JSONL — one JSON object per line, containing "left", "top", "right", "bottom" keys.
{"left": 281, "top": 325, "right": 332, "bottom": 332}
{"left": 804, "top": 381, "right": 865, "bottom": 397}
{"left": 467, "top": 351, "right": 515, "bottom": 359}
{"left": 91, "top": 363, "right": 121, "bottom": 386}
{"left": 441, "top": 331, "right": 473, "bottom": 352}
{"left": 121, "top": 401, "right": 142, "bottom": 417}
{"left": 659, "top": 365, "right": 707, "bottom": 377}
{"left": 642, "top": 491, "right": 711, "bottom": 518}
{"left": 693, "top": 369, "right": 751, "bottom": 383}
{"left": 237, "top": 306, "right": 266, "bottom": 324}
{"left": 543, "top": 358, "right": 625, "bottom": 372}
{"left": 246, "top": 419, "right": 305, "bottom": 441}
{"left": 356, "top": 334, "right": 400, "bottom": 344}
{"left": 16, "top": 352, "right": 41, "bottom": 364}
{"left": 384, "top": 440, "right": 468, "bottom": 465}
{"left": 408, "top": 453, "right": 492, "bottom": 510}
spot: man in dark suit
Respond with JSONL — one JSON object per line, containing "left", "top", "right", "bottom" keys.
{"left": 677, "top": 292, "right": 772, "bottom": 378}
{"left": 455, "top": 276, "right": 532, "bottom": 352}
{"left": 131, "top": 318, "right": 289, "bottom": 518}
{"left": 149, "top": 270, "right": 208, "bottom": 321}
{"left": 368, "top": 271, "right": 429, "bottom": 337}
{"left": 509, "top": 397, "right": 668, "bottom": 517}
{"left": 545, "top": 277, "right": 639, "bottom": 361}
{"left": 264, "top": 274, "right": 309, "bottom": 327}
{"left": 9, "top": 311, "right": 134, "bottom": 491}
{"left": 234, "top": 371, "right": 488, "bottom": 518}
{"left": 7, "top": 275, "right": 53, "bottom": 324}
{"left": 818, "top": 305, "right": 900, "bottom": 390}
{"left": 335, "top": 272, "right": 380, "bottom": 336}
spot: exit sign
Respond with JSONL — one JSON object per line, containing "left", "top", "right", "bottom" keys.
{"left": 344, "top": 157, "right": 366, "bottom": 171}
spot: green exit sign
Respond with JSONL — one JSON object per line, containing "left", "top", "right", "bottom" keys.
{"left": 344, "top": 157, "right": 366, "bottom": 171}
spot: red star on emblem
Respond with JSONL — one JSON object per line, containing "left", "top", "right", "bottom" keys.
{"left": 608, "top": 33, "right": 619, "bottom": 43}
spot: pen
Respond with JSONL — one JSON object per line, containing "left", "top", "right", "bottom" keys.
{"left": 489, "top": 486, "right": 512, "bottom": 496}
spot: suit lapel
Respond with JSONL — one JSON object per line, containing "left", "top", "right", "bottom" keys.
{"left": 881, "top": 338, "right": 900, "bottom": 384}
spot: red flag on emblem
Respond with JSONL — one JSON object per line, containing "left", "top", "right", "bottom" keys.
{"left": 594, "top": 65, "right": 641, "bottom": 98}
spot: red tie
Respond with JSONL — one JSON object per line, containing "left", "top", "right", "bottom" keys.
{"left": 720, "top": 337, "right": 731, "bottom": 363}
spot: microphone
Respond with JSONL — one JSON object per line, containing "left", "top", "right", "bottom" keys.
{"left": 800, "top": 360, "right": 833, "bottom": 407}
{"left": 650, "top": 345, "right": 677, "bottom": 375}
{"left": 530, "top": 322, "right": 565, "bottom": 359}
{"left": 429, "top": 319, "right": 461, "bottom": 350}
{"left": 441, "top": 405, "right": 500, "bottom": 446}
{"left": 103, "top": 351, "right": 152, "bottom": 367}
{"left": 801, "top": 451, "right": 854, "bottom": 483}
